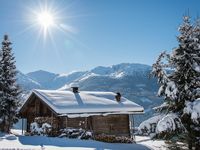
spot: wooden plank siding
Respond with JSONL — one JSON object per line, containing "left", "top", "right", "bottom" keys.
{"left": 61, "top": 117, "right": 86, "bottom": 129}
{"left": 91, "top": 115, "right": 130, "bottom": 136}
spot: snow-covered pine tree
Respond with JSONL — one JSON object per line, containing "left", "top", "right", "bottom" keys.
{"left": 151, "top": 16, "right": 200, "bottom": 149}
{"left": 0, "top": 37, "right": 3, "bottom": 126}
{"left": 0, "top": 35, "right": 20, "bottom": 132}
{"left": 182, "top": 18, "right": 200, "bottom": 149}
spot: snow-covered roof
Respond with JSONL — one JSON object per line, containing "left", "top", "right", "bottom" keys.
{"left": 21, "top": 89, "right": 144, "bottom": 117}
{"left": 70, "top": 82, "right": 79, "bottom": 88}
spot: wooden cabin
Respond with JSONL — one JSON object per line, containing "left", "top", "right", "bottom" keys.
{"left": 19, "top": 87, "right": 144, "bottom": 137}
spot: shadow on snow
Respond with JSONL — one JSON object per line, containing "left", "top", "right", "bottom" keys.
{"left": 17, "top": 135, "right": 150, "bottom": 150}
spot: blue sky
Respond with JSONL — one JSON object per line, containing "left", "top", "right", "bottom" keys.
{"left": 0, "top": 0, "right": 200, "bottom": 74}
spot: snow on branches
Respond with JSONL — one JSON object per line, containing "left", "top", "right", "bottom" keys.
{"left": 156, "top": 113, "right": 185, "bottom": 135}
{"left": 183, "top": 99, "right": 200, "bottom": 124}
{"left": 151, "top": 16, "right": 200, "bottom": 114}
{"left": 141, "top": 16, "right": 200, "bottom": 148}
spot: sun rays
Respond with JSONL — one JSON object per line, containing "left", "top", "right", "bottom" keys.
{"left": 36, "top": 11, "right": 55, "bottom": 37}
{"left": 13, "top": 0, "right": 93, "bottom": 68}
{"left": 21, "top": 0, "right": 79, "bottom": 43}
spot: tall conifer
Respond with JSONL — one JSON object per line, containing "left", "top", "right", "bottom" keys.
{"left": 152, "top": 16, "right": 200, "bottom": 149}
{"left": 0, "top": 35, "right": 20, "bottom": 132}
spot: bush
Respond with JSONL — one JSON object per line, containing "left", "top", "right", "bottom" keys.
{"left": 138, "top": 115, "right": 163, "bottom": 136}
{"left": 155, "top": 114, "right": 185, "bottom": 139}
{"left": 138, "top": 114, "right": 185, "bottom": 139}
{"left": 59, "top": 128, "right": 93, "bottom": 140}
{"left": 30, "top": 122, "right": 52, "bottom": 136}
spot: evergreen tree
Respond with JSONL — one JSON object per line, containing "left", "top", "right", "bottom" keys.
{"left": 0, "top": 35, "right": 20, "bottom": 132}
{"left": 0, "top": 37, "right": 3, "bottom": 126}
{"left": 152, "top": 16, "right": 200, "bottom": 149}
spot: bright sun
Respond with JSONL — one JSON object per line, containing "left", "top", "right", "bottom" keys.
{"left": 26, "top": 2, "right": 77, "bottom": 41}
{"left": 37, "top": 11, "right": 54, "bottom": 29}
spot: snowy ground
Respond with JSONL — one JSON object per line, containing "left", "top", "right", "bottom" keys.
{"left": 0, "top": 129, "right": 166, "bottom": 150}
{"left": 135, "top": 136, "right": 167, "bottom": 150}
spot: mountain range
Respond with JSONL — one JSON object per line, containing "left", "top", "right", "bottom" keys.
{"left": 17, "top": 63, "right": 162, "bottom": 125}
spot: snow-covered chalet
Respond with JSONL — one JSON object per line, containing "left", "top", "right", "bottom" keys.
{"left": 19, "top": 85, "right": 144, "bottom": 137}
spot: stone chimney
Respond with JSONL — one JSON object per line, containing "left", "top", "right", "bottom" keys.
{"left": 115, "top": 92, "right": 121, "bottom": 102}
{"left": 70, "top": 82, "right": 79, "bottom": 93}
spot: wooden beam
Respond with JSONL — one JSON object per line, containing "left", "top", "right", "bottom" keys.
{"left": 22, "top": 118, "right": 24, "bottom": 135}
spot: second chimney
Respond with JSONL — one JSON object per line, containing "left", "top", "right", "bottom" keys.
{"left": 70, "top": 82, "right": 79, "bottom": 93}
{"left": 115, "top": 92, "right": 121, "bottom": 102}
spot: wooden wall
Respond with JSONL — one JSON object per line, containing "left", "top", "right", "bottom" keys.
{"left": 91, "top": 115, "right": 130, "bottom": 137}
{"left": 61, "top": 114, "right": 130, "bottom": 137}
{"left": 61, "top": 117, "right": 87, "bottom": 129}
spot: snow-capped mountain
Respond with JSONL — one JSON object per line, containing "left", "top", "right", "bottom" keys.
{"left": 17, "top": 71, "right": 41, "bottom": 90}
{"left": 27, "top": 70, "right": 58, "bottom": 88}
{"left": 17, "top": 63, "right": 162, "bottom": 125}
{"left": 26, "top": 70, "right": 87, "bottom": 89}
{"left": 23, "top": 63, "right": 153, "bottom": 90}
